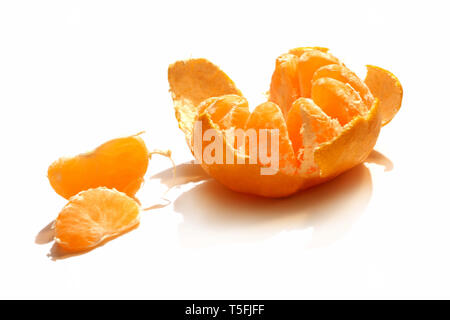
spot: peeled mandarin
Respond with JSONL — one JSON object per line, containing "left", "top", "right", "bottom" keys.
{"left": 168, "top": 48, "right": 402, "bottom": 197}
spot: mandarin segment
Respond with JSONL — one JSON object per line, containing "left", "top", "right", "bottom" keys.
{"left": 299, "top": 99, "right": 342, "bottom": 175}
{"left": 313, "top": 64, "right": 374, "bottom": 107}
{"left": 48, "top": 135, "right": 149, "bottom": 199}
{"left": 286, "top": 98, "right": 306, "bottom": 153}
{"left": 311, "top": 77, "right": 368, "bottom": 125}
{"left": 269, "top": 53, "right": 301, "bottom": 116}
{"left": 55, "top": 187, "right": 140, "bottom": 252}
{"left": 198, "top": 94, "right": 250, "bottom": 130}
{"left": 244, "top": 102, "right": 298, "bottom": 173}
{"left": 297, "top": 50, "right": 339, "bottom": 98}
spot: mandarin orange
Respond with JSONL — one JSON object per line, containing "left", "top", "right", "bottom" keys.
{"left": 168, "top": 47, "right": 403, "bottom": 197}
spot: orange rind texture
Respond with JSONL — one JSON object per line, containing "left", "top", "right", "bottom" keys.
{"left": 48, "top": 134, "right": 149, "bottom": 199}
{"left": 55, "top": 187, "right": 140, "bottom": 252}
{"left": 364, "top": 65, "right": 403, "bottom": 126}
{"left": 168, "top": 47, "right": 403, "bottom": 197}
{"left": 168, "top": 58, "right": 242, "bottom": 146}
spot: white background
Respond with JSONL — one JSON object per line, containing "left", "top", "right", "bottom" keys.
{"left": 1, "top": 0, "right": 449, "bottom": 299}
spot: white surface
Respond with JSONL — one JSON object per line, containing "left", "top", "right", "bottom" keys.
{"left": 1, "top": 0, "right": 449, "bottom": 299}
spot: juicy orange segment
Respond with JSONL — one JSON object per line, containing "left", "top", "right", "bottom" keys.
{"left": 286, "top": 98, "right": 305, "bottom": 153}
{"left": 269, "top": 53, "right": 301, "bottom": 117}
{"left": 55, "top": 187, "right": 140, "bottom": 252}
{"left": 313, "top": 64, "right": 374, "bottom": 107}
{"left": 311, "top": 77, "right": 368, "bottom": 125}
{"left": 298, "top": 98, "right": 343, "bottom": 174}
{"left": 269, "top": 48, "right": 340, "bottom": 115}
{"left": 168, "top": 48, "right": 402, "bottom": 197}
{"left": 198, "top": 94, "right": 250, "bottom": 130}
{"left": 48, "top": 135, "right": 149, "bottom": 199}
{"left": 245, "top": 102, "right": 297, "bottom": 172}
{"left": 199, "top": 97, "right": 296, "bottom": 173}
{"left": 297, "top": 50, "right": 339, "bottom": 98}
{"left": 364, "top": 65, "right": 403, "bottom": 126}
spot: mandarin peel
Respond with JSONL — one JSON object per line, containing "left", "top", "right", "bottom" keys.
{"left": 168, "top": 58, "right": 242, "bottom": 148}
{"left": 364, "top": 65, "right": 403, "bottom": 126}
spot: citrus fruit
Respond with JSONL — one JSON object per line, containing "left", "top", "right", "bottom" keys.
{"left": 48, "top": 134, "right": 149, "bottom": 199}
{"left": 55, "top": 187, "right": 140, "bottom": 252}
{"left": 168, "top": 47, "right": 403, "bottom": 197}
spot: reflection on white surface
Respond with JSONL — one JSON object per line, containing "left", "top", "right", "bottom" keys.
{"left": 149, "top": 151, "right": 392, "bottom": 249}
{"left": 36, "top": 151, "right": 389, "bottom": 260}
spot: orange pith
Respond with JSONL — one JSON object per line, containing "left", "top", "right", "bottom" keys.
{"left": 198, "top": 94, "right": 250, "bottom": 130}
{"left": 55, "top": 187, "right": 140, "bottom": 252}
{"left": 48, "top": 135, "right": 149, "bottom": 199}
{"left": 287, "top": 98, "right": 342, "bottom": 154}
{"left": 168, "top": 47, "right": 403, "bottom": 197}
{"left": 269, "top": 53, "right": 301, "bottom": 117}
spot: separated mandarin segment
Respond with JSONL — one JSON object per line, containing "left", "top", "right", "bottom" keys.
{"left": 48, "top": 134, "right": 149, "bottom": 199}
{"left": 55, "top": 187, "right": 140, "bottom": 252}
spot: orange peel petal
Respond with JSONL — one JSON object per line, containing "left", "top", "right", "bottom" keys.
{"left": 168, "top": 58, "right": 242, "bottom": 146}
{"left": 364, "top": 65, "right": 403, "bottom": 126}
